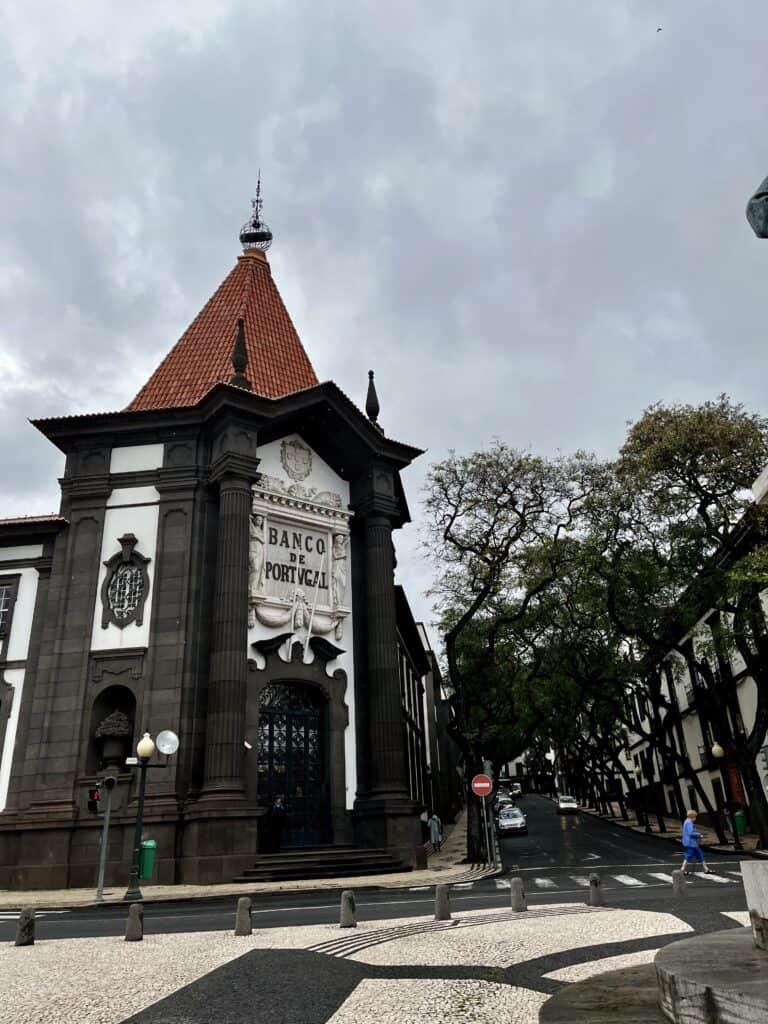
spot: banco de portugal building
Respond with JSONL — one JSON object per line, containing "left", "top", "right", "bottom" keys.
{"left": 0, "top": 198, "right": 457, "bottom": 889}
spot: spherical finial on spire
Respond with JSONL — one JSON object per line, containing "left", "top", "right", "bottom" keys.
{"left": 240, "top": 172, "right": 273, "bottom": 251}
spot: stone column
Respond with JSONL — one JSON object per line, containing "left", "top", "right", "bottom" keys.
{"left": 364, "top": 512, "right": 410, "bottom": 802}
{"left": 203, "top": 470, "right": 252, "bottom": 794}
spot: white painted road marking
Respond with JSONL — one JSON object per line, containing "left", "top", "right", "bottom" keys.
{"left": 451, "top": 882, "right": 474, "bottom": 889}
{"left": 569, "top": 876, "right": 592, "bottom": 887}
{"left": 698, "top": 873, "right": 733, "bottom": 884}
{"left": 534, "top": 877, "right": 557, "bottom": 888}
{"left": 494, "top": 879, "right": 511, "bottom": 889}
{"left": 648, "top": 873, "right": 675, "bottom": 883}
{"left": 611, "top": 874, "right": 646, "bottom": 887}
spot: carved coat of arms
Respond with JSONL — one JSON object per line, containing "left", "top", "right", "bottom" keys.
{"left": 280, "top": 438, "right": 312, "bottom": 481}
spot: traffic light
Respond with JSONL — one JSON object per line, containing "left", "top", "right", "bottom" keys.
{"left": 101, "top": 775, "right": 117, "bottom": 791}
{"left": 87, "top": 787, "right": 100, "bottom": 814}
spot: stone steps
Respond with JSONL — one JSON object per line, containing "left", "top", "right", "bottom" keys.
{"left": 232, "top": 846, "right": 410, "bottom": 883}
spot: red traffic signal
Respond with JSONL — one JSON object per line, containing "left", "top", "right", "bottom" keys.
{"left": 87, "top": 787, "right": 100, "bottom": 814}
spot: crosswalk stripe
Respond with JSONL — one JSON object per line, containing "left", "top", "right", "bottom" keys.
{"left": 648, "top": 872, "right": 675, "bottom": 883}
{"left": 698, "top": 873, "right": 733, "bottom": 884}
{"left": 611, "top": 874, "right": 646, "bottom": 887}
{"left": 534, "top": 877, "right": 557, "bottom": 888}
{"left": 451, "top": 882, "right": 474, "bottom": 890}
{"left": 569, "top": 875, "right": 591, "bottom": 887}
{"left": 494, "top": 879, "right": 511, "bottom": 889}
{"left": 726, "top": 870, "right": 744, "bottom": 878}
{"left": 408, "top": 886, "right": 430, "bottom": 891}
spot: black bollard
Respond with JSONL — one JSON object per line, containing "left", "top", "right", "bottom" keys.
{"left": 235, "top": 896, "right": 252, "bottom": 936}
{"left": 340, "top": 890, "right": 357, "bottom": 929}
{"left": 14, "top": 908, "right": 35, "bottom": 947}
{"left": 125, "top": 902, "right": 144, "bottom": 941}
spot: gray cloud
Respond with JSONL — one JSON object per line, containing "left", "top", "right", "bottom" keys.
{"left": 2, "top": 0, "right": 767, "bottom": 637}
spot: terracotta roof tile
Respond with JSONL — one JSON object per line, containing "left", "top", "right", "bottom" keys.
{"left": 127, "top": 249, "right": 318, "bottom": 411}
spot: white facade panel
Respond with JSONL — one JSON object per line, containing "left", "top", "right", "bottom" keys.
{"left": 0, "top": 667, "right": 24, "bottom": 812}
{"left": 91, "top": 488, "right": 160, "bottom": 651}
{"left": 5, "top": 567, "right": 39, "bottom": 662}
{"left": 0, "top": 544, "right": 43, "bottom": 563}
{"left": 110, "top": 444, "right": 165, "bottom": 474}
{"left": 249, "top": 435, "right": 358, "bottom": 809}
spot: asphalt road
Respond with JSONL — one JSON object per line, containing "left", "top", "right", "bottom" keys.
{"left": 0, "top": 795, "right": 750, "bottom": 942}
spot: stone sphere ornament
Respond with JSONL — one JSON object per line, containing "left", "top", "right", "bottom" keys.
{"left": 746, "top": 175, "right": 768, "bottom": 238}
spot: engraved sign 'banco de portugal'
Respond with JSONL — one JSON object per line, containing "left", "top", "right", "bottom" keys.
{"left": 248, "top": 467, "right": 352, "bottom": 643}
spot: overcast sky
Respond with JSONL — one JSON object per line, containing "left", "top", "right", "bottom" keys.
{"left": 2, "top": 1, "right": 768, "bottom": 639}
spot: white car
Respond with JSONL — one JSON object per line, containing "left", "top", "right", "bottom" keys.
{"left": 556, "top": 794, "right": 579, "bottom": 814}
{"left": 511, "top": 783, "right": 522, "bottom": 797}
{"left": 498, "top": 806, "right": 528, "bottom": 834}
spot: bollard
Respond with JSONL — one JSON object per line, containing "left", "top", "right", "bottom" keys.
{"left": 672, "top": 869, "right": 688, "bottom": 898}
{"left": 588, "top": 873, "right": 604, "bottom": 907}
{"left": 434, "top": 884, "right": 452, "bottom": 921}
{"left": 235, "top": 896, "right": 252, "bottom": 936}
{"left": 512, "top": 880, "right": 528, "bottom": 913}
{"left": 14, "top": 908, "right": 35, "bottom": 947}
{"left": 125, "top": 902, "right": 144, "bottom": 942}
{"left": 339, "top": 890, "right": 357, "bottom": 929}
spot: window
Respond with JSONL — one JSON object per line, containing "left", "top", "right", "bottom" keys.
{"left": 0, "top": 575, "right": 20, "bottom": 656}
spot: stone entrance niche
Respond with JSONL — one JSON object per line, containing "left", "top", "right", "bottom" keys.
{"left": 87, "top": 685, "right": 136, "bottom": 773}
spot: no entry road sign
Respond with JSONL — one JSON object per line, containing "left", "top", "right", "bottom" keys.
{"left": 471, "top": 773, "right": 493, "bottom": 798}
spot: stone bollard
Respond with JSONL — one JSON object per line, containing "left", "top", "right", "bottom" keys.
{"left": 14, "top": 908, "right": 35, "bottom": 947}
{"left": 235, "top": 896, "right": 252, "bottom": 936}
{"left": 125, "top": 903, "right": 144, "bottom": 942}
{"left": 339, "top": 890, "right": 357, "bottom": 929}
{"left": 588, "top": 873, "right": 604, "bottom": 907}
{"left": 672, "top": 869, "right": 688, "bottom": 898}
{"left": 510, "top": 878, "right": 527, "bottom": 912}
{"left": 742, "top": 862, "right": 768, "bottom": 949}
{"left": 434, "top": 884, "right": 451, "bottom": 921}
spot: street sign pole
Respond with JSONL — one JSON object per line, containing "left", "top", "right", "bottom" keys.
{"left": 95, "top": 776, "right": 116, "bottom": 902}
{"left": 471, "top": 774, "right": 495, "bottom": 867}
{"left": 480, "top": 793, "right": 490, "bottom": 864}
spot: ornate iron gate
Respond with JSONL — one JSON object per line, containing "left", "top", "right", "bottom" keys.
{"left": 257, "top": 682, "right": 328, "bottom": 847}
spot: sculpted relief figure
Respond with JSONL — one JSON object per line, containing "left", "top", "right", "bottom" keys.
{"left": 248, "top": 513, "right": 266, "bottom": 626}
{"left": 331, "top": 533, "right": 347, "bottom": 609}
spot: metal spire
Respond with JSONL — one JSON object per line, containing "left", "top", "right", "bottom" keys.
{"left": 239, "top": 171, "right": 273, "bottom": 251}
{"left": 228, "top": 318, "right": 252, "bottom": 390}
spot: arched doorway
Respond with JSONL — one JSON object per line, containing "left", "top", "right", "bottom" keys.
{"left": 257, "top": 682, "right": 329, "bottom": 847}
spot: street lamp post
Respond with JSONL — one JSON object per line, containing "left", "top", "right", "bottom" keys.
{"left": 711, "top": 741, "right": 744, "bottom": 852}
{"left": 123, "top": 732, "right": 156, "bottom": 902}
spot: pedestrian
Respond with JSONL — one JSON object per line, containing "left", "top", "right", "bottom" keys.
{"left": 427, "top": 810, "right": 443, "bottom": 853}
{"left": 265, "top": 793, "right": 288, "bottom": 853}
{"left": 680, "top": 809, "right": 711, "bottom": 876}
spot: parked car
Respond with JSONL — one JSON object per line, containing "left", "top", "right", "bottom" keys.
{"left": 493, "top": 792, "right": 514, "bottom": 817}
{"left": 556, "top": 794, "right": 579, "bottom": 814}
{"left": 498, "top": 806, "right": 528, "bottom": 835}
{"left": 511, "top": 782, "right": 522, "bottom": 797}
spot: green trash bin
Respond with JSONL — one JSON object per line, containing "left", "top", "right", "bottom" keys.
{"left": 139, "top": 838, "right": 157, "bottom": 880}
{"left": 734, "top": 810, "right": 747, "bottom": 837}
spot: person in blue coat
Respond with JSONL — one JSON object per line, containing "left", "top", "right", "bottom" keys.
{"left": 680, "top": 809, "right": 711, "bottom": 875}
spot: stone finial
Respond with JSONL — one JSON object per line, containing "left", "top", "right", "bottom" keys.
{"left": 14, "top": 908, "right": 35, "bottom": 946}
{"left": 125, "top": 902, "right": 144, "bottom": 941}
{"left": 510, "top": 877, "right": 527, "bottom": 912}
{"left": 95, "top": 709, "right": 133, "bottom": 739}
{"left": 229, "top": 318, "right": 252, "bottom": 390}
{"left": 235, "top": 896, "right": 252, "bottom": 936}
{"left": 747, "top": 176, "right": 768, "bottom": 238}
{"left": 365, "top": 370, "right": 383, "bottom": 433}
{"left": 340, "top": 890, "right": 357, "bottom": 929}
{"left": 434, "top": 884, "right": 451, "bottom": 921}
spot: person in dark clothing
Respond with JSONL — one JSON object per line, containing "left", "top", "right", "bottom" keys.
{"left": 265, "top": 794, "right": 287, "bottom": 852}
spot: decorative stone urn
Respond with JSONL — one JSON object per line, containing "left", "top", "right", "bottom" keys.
{"left": 94, "top": 709, "right": 133, "bottom": 770}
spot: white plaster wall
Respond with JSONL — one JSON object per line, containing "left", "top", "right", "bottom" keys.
{"left": 0, "top": 667, "right": 24, "bottom": 812}
{"left": 91, "top": 487, "right": 160, "bottom": 651}
{"left": 110, "top": 444, "right": 164, "bottom": 474}
{"left": 0, "top": 544, "right": 43, "bottom": 562}
{"left": 249, "top": 435, "right": 358, "bottom": 809}
{"left": 5, "top": 567, "right": 40, "bottom": 662}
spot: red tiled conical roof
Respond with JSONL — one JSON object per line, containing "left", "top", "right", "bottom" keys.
{"left": 127, "top": 249, "right": 318, "bottom": 411}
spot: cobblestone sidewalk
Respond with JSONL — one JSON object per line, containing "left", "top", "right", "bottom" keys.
{"left": 1, "top": 900, "right": 731, "bottom": 1024}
